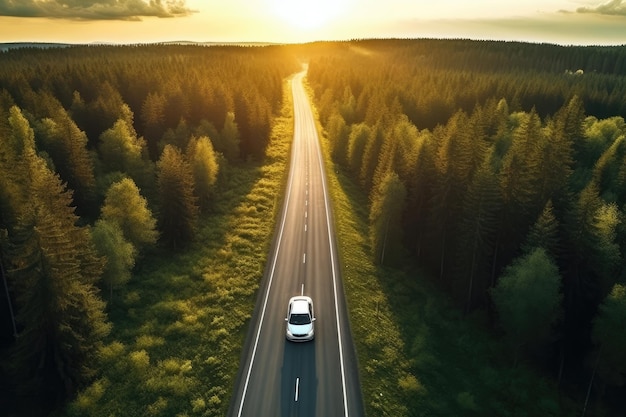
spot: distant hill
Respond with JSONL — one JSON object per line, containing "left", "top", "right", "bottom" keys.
{"left": 0, "top": 41, "right": 279, "bottom": 52}
{"left": 0, "top": 42, "right": 71, "bottom": 52}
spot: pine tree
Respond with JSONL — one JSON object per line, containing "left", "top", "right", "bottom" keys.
{"left": 339, "top": 85, "right": 357, "bottom": 124}
{"left": 140, "top": 91, "right": 167, "bottom": 160}
{"left": 555, "top": 95, "right": 586, "bottom": 162}
{"left": 522, "top": 200, "right": 560, "bottom": 258}
{"left": 539, "top": 116, "right": 574, "bottom": 208}
{"left": 2, "top": 111, "right": 110, "bottom": 404}
{"left": 157, "top": 145, "right": 198, "bottom": 249}
{"left": 186, "top": 136, "right": 219, "bottom": 212}
{"left": 35, "top": 108, "right": 97, "bottom": 217}
{"left": 218, "top": 111, "right": 241, "bottom": 162}
{"left": 85, "top": 82, "right": 126, "bottom": 144}
{"left": 493, "top": 110, "right": 544, "bottom": 283}
{"left": 347, "top": 123, "right": 370, "bottom": 175}
{"left": 161, "top": 118, "right": 191, "bottom": 153}
{"left": 369, "top": 172, "right": 407, "bottom": 265}
{"left": 455, "top": 157, "right": 501, "bottom": 312}
{"left": 566, "top": 183, "right": 620, "bottom": 298}
{"left": 327, "top": 110, "right": 350, "bottom": 167}
{"left": 359, "top": 122, "right": 385, "bottom": 193}
{"left": 428, "top": 111, "right": 475, "bottom": 281}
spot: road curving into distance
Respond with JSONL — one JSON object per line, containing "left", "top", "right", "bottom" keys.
{"left": 227, "top": 70, "right": 365, "bottom": 417}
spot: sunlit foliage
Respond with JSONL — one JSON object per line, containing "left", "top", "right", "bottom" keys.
{"left": 0, "top": 44, "right": 297, "bottom": 415}
{"left": 308, "top": 39, "right": 626, "bottom": 412}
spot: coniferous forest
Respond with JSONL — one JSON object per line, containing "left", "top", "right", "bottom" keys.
{"left": 306, "top": 39, "right": 626, "bottom": 416}
{"left": 1, "top": 40, "right": 626, "bottom": 416}
{"left": 0, "top": 44, "right": 299, "bottom": 415}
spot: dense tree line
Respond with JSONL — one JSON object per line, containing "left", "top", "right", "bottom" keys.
{"left": 308, "top": 39, "right": 626, "bottom": 413}
{"left": 0, "top": 44, "right": 298, "bottom": 414}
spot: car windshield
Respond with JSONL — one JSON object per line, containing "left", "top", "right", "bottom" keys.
{"left": 289, "top": 313, "right": 311, "bottom": 325}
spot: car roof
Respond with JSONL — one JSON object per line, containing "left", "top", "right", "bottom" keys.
{"left": 289, "top": 296, "right": 312, "bottom": 314}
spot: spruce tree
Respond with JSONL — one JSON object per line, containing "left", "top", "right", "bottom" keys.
{"left": 157, "top": 145, "right": 198, "bottom": 249}
{"left": 327, "top": 111, "right": 350, "bottom": 167}
{"left": 35, "top": 109, "right": 97, "bottom": 217}
{"left": 455, "top": 158, "right": 501, "bottom": 311}
{"left": 218, "top": 111, "right": 241, "bottom": 162}
{"left": 522, "top": 200, "right": 560, "bottom": 258}
{"left": 369, "top": 172, "right": 407, "bottom": 265}
{"left": 347, "top": 123, "right": 370, "bottom": 175}
{"left": 2, "top": 109, "right": 110, "bottom": 404}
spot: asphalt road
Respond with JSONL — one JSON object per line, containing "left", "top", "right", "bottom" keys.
{"left": 227, "top": 71, "right": 365, "bottom": 417}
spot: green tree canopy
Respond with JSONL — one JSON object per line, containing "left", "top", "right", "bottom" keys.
{"left": 91, "top": 219, "right": 135, "bottom": 299}
{"left": 101, "top": 178, "right": 158, "bottom": 251}
{"left": 491, "top": 248, "right": 563, "bottom": 363}
{"left": 98, "top": 116, "right": 155, "bottom": 195}
{"left": 592, "top": 283, "right": 626, "bottom": 387}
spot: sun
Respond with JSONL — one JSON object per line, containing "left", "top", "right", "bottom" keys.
{"left": 270, "top": 0, "right": 348, "bottom": 30}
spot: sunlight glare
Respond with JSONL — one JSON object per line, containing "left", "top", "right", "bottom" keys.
{"left": 270, "top": 0, "right": 349, "bottom": 30}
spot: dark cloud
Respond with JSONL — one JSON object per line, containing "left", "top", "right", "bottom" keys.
{"left": 0, "top": 0, "right": 196, "bottom": 21}
{"left": 576, "top": 0, "right": 626, "bottom": 16}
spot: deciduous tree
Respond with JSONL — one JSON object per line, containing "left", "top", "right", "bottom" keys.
{"left": 101, "top": 178, "right": 158, "bottom": 251}
{"left": 186, "top": 136, "right": 219, "bottom": 211}
{"left": 491, "top": 248, "right": 562, "bottom": 365}
{"left": 591, "top": 284, "right": 626, "bottom": 388}
{"left": 91, "top": 219, "right": 135, "bottom": 300}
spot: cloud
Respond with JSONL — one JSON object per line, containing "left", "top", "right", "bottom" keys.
{"left": 576, "top": 0, "right": 626, "bottom": 16}
{"left": 0, "top": 0, "right": 196, "bottom": 21}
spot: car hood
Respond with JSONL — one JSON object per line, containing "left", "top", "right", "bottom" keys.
{"left": 287, "top": 322, "right": 313, "bottom": 335}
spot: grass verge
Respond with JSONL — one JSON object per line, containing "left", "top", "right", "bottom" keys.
{"left": 303, "top": 76, "right": 579, "bottom": 417}
{"left": 64, "top": 77, "right": 295, "bottom": 417}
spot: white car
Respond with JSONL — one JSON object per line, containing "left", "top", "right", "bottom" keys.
{"left": 285, "top": 296, "right": 315, "bottom": 342}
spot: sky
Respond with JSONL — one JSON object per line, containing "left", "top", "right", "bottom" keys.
{"left": 0, "top": 0, "right": 625, "bottom": 45}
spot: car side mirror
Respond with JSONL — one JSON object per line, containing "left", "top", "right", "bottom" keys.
{"left": 312, "top": 317, "right": 316, "bottom": 321}
{"left": 285, "top": 318, "right": 288, "bottom": 321}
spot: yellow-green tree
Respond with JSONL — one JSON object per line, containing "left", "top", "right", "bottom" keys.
{"left": 91, "top": 219, "right": 135, "bottom": 299}
{"left": 186, "top": 136, "right": 219, "bottom": 212}
{"left": 101, "top": 178, "right": 158, "bottom": 252}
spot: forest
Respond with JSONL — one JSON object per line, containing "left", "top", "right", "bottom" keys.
{"left": 306, "top": 39, "right": 626, "bottom": 415}
{"left": 0, "top": 44, "right": 299, "bottom": 415}
{"left": 1, "top": 39, "right": 626, "bottom": 416}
